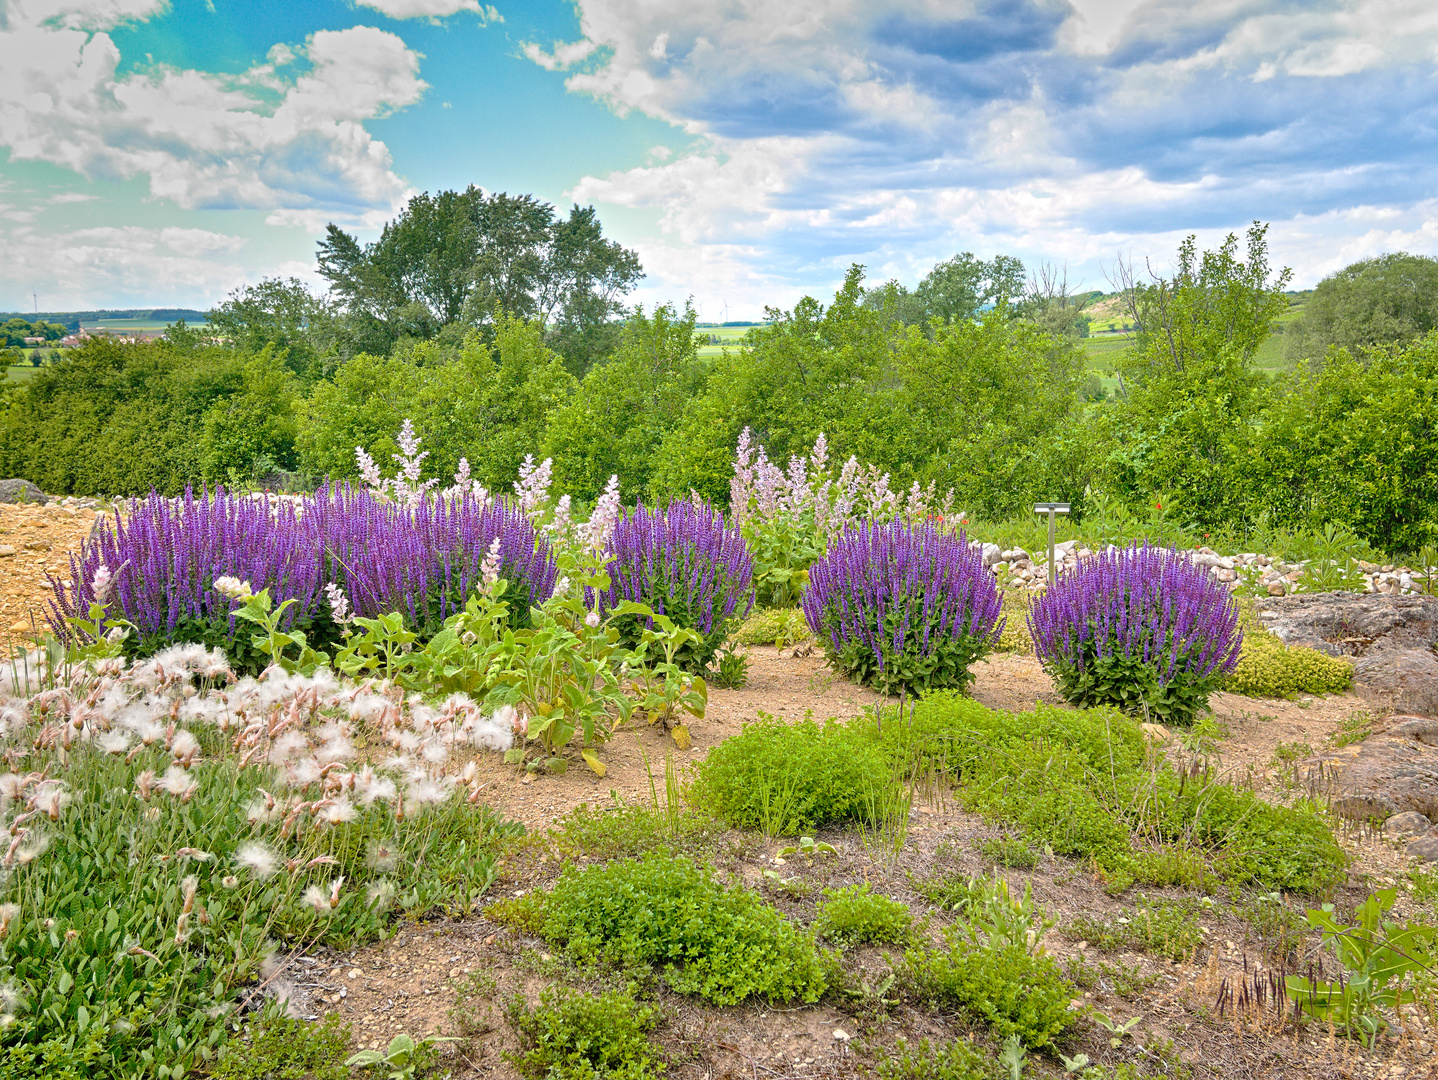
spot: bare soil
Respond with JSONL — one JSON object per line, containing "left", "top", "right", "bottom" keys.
{"left": 0, "top": 502, "right": 98, "bottom": 637}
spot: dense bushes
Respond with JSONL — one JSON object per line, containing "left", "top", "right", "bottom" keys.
{"left": 803, "top": 522, "right": 1004, "bottom": 695}
{"left": 1028, "top": 545, "right": 1242, "bottom": 725}
{"left": 489, "top": 852, "right": 829, "bottom": 1005}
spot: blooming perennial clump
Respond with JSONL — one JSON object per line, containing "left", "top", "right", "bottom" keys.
{"left": 596, "top": 500, "right": 754, "bottom": 672}
{"left": 802, "top": 521, "right": 1004, "bottom": 695}
{"left": 1027, "top": 543, "right": 1243, "bottom": 726}
{"left": 48, "top": 485, "right": 557, "bottom": 661}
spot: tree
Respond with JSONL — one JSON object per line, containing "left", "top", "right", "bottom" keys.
{"left": 542, "top": 302, "right": 706, "bottom": 500}
{"left": 1282, "top": 253, "right": 1438, "bottom": 366}
{"left": 316, "top": 188, "right": 642, "bottom": 372}
{"left": 1252, "top": 333, "right": 1438, "bottom": 552}
{"left": 206, "top": 278, "right": 343, "bottom": 381}
{"left": 916, "top": 252, "right": 1026, "bottom": 324}
{"left": 200, "top": 350, "right": 301, "bottom": 484}
{"left": 1104, "top": 223, "right": 1292, "bottom": 524}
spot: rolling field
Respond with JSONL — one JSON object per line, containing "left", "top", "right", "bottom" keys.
{"left": 695, "top": 324, "right": 757, "bottom": 358}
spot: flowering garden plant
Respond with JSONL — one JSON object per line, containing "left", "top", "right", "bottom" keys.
{"left": 1026, "top": 543, "right": 1243, "bottom": 726}
{"left": 595, "top": 499, "right": 754, "bottom": 674}
{"left": 730, "top": 429, "right": 956, "bottom": 608}
{"left": 802, "top": 521, "right": 1004, "bottom": 695}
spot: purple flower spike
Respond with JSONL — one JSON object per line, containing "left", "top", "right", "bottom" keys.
{"left": 802, "top": 521, "right": 1003, "bottom": 695}
{"left": 595, "top": 499, "right": 754, "bottom": 672}
{"left": 1026, "top": 543, "right": 1243, "bottom": 726}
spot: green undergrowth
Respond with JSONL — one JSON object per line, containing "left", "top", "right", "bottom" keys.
{"left": 1068, "top": 896, "right": 1207, "bottom": 961}
{"left": 505, "top": 987, "right": 666, "bottom": 1080}
{"left": 543, "top": 803, "right": 727, "bottom": 863}
{"left": 1226, "top": 607, "right": 1353, "bottom": 698}
{"left": 873, "top": 1037, "right": 1002, "bottom": 1080}
{"left": 885, "top": 693, "right": 1348, "bottom": 894}
{"left": 734, "top": 607, "right": 812, "bottom": 648}
{"left": 213, "top": 1013, "right": 351, "bottom": 1080}
{"left": 694, "top": 695, "right": 1347, "bottom": 896}
{"left": 0, "top": 723, "right": 519, "bottom": 1079}
{"left": 813, "top": 884, "right": 915, "bottom": 948}
{"left": 488, "top": 851, "right": 829, "bottom": 1005}
{"left": 687, "top": 712, "right": 895, "bottom": 834}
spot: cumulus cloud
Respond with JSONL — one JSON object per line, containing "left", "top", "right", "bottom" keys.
{"left": 0, "top": 223, "right": 255, "bottom": 307}
{"left": 0, "top": 5, "right": 425, "bottom": 223}
{"left": 525, "top": 0, "right": 1438, "bottom": 308}
{"left": 354, "top": 0, "right": 501, "bottom": 22}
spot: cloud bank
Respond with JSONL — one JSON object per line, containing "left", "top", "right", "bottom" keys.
{"left": 526, "top": 0, "right": 1438, "bottom": 310}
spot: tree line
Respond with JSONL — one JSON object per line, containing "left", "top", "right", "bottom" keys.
{"left": 1, "top": 190, "right": 1435, "bottom": 555}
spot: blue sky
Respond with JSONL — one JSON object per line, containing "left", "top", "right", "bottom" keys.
{"left": 3, "top": 0, "right": 1437, "bottom": 320}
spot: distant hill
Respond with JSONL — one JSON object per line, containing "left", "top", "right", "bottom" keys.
{"left": 0, "top": 308, "right": 208, "bottom": 332}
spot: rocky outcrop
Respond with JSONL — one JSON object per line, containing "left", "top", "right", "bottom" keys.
{"left": 1252, "top": 592, "right": 1438, "bottom": 715}
{"left": 1302, "top": 716, "right": 1438, "bottom": 863}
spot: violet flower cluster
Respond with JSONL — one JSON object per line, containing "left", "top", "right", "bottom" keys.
{"left": 595, "top": 500, "right": 754, "bottom": 669}
{"left": 48, "top": 486, "right": 556, "bottom": 649}
{"left": 1027, "top": 543, "right": 1243, "bottom": 689}
{"left": 801, "top": 520, "right": 1003, "bottom": 693}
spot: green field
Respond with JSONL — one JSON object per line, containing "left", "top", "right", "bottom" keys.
{"left": 81, "top": 317, "right": 206, "bottom": 332}
{"left": 695, "top": 324, "right": 757, "bottom": 358}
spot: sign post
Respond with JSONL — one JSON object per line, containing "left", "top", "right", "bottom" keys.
{"left": 1033, "top": 502, "right": 1070, "bottom": 582}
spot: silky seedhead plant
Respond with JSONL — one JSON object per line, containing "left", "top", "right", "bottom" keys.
{"left": 802, "top": 521, "right": 1004, "bottom": 695}
{"left": 1027, "top": 543, "right": 1243, "bottom": 726}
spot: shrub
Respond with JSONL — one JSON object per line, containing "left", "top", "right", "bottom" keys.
{"left": 597, "top": 500, "right": 754, "bottom": 673}
{"left": 1028, "top": 544, "right": 1242, "bottom": 726}
{"left": 488, "top": 851, "right": 828, "bottom": 1005}
{"left": 48, "top": 486, "right": 556, "bottom": 667}
{"left": 802, "top": 521, "right": 1004, "bottom": 695}
{"left": 813, "top": 884, "right": 914, "bottom": 947}
{"left": 687, "top": 714, "right": 895, "bottom": 834}
{"left": 505, "top": 987, "right": 665, "bottom": 1080}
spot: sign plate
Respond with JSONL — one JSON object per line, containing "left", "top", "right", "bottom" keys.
{"left": 1033, "top": 503, "right": 1070, "bottom": 513}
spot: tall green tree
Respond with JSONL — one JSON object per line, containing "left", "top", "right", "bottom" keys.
{"left": 316, "top": 188, "right": 642, "bottom": 372}
{"left": 1282, "top": 253, "right": 1438, "bottom": 365}
{"left": 1104, "top": 223, "right": 1292, "bottom": 523}
{"left": 206, "top": 278, "right": 343, "bottom": 381}
{"left": 543, "top": 302, "right": 706, "bottom": 501}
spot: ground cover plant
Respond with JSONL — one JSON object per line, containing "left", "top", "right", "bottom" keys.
{"left": 803, "top": 520, "right": 1004, "bottom": 695}
{"left": 505, "top": 987, "right": 667, "bottom": 1080}
{"left": 488, "top": 851, "right": 829, "bottom": 1005}
{"left": 906, "top": 694, "right": 1346, "bottom": 893}
{"left": 1028, "top": 544, "right": 1242, "bottom": 726}
{"left": 687, "top": 713, "right": 896, "bottom": 835}
{"left": 0, "top": 644, "right": 520, "bottom": 1078}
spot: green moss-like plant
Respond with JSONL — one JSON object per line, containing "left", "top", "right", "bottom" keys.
{"left": 1226, "top": 609, "right": 1353, "bottom": 698}
{"left": 488, "top": 851, "right": 828, "bottom": 1005}
{"left": 505, "top": 988, "right": 665, "bottom": 1080}
{"left": 813, "top": 884, "right": 914, "bottom": 947}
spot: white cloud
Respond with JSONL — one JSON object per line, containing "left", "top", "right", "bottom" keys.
{"left": 354, "top": 0, "right": 501, "bottom": 21}
{"left": 0, "top": 223, "right": 257, "bottom": 308}
{"left": 0, "top": 9, "right": 425, "bottom": 223}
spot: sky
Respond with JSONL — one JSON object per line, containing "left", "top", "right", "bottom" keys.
{"left": 2, "top": 0, "right": 1438, "bottom": 320}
